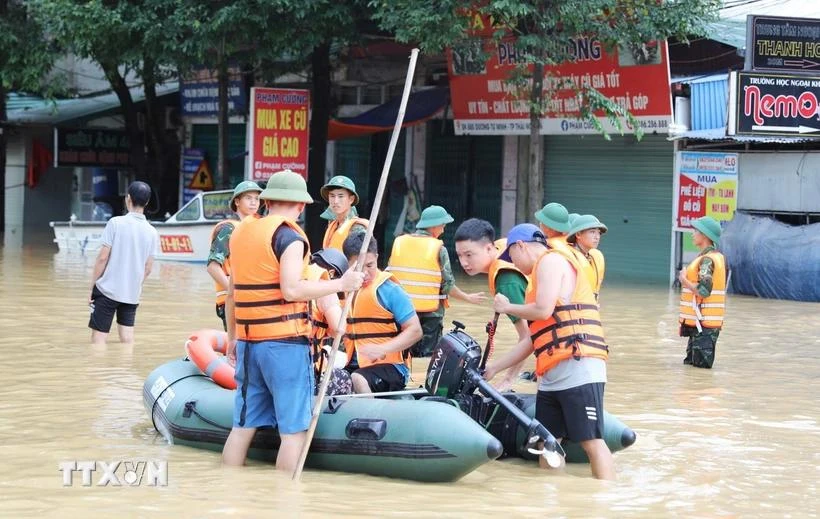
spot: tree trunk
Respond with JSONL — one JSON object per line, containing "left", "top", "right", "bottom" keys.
{"left": 306, "top": 42, "right": 332, "bottom": 250}
{"left": 143, "top": 60, "right": 176, "bottom": 215}
{"left": 217, "top": 42, "right": 230, "bottom": 189}
{"left": 103, "top": 63, "right": 148, "bottom": 184}
{"left": 528, "top": 62, "right": 545, "bottom": 218}
{"left": 0, "top": 83, "right": 6, "bottom": 234}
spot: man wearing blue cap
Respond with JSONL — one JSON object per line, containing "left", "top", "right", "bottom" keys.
{"left": 484, "top": 223, "right": 615, "bottom": 480}
{"left": 387, "top": 205, "right": 486, "bottom": 357}
{"left": 678, "top": 216, "right": 726, "bottom": 368}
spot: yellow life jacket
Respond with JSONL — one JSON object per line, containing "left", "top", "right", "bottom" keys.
{"left": 386, "top": 234, "right": 447, "bottom": 313}
{"left": 487, "top": 257, "right": 524, "bottom": 296}
{"left": 229, "top": 215, "right": 311, "bottom": 341}
{"left": 210, "top": 220, "right": 236, "bottom": 305}
{"left": 323, "top": 216, "right": 369, "bottom": 250}
{"left": 528, "top": 249, "right": 609, "bottom": 376}
{"left": 344, "top": 271, "right": 407, "bottom": 369}
{"left": 570, "top": 245, "right": 605, "bottom": 300}
{"left": 494, "top": 238, "right": 507, "bottom": 252}
{"left": 547, "top": 235, "right": 572, "bottom": 254}
{"left": 679, "top": 251, "right": 726, "bottom": 329}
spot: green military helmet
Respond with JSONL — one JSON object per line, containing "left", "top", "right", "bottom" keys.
{"left": 691, "top": 216, "right": 721, "bottom": 246}
{"left": 321, "top": 175, "right": 359, "bottom": 205}
{"left": 416, "top": 205, "right": 454, "bottom": 229}
{"left": 567, "top": 214, "right": 608, "bottom": 243}
{"left": 534, "top": 202, "right": 571, "bottom": 233}
{"left": 229, "top": 180, "right": 263, "bottom": 211}
{"left": 568, "top": 213, "right": 581, "bottom": 227}
{"left": 259, "top": 169, "right": 314, "bottom": 204}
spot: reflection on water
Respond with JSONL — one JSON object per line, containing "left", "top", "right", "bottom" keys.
{"left": 1, "top": 243, "right": 818, "bottom": 517}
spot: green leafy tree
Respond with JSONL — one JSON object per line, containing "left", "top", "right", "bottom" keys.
{"left": 30, "top": 0, "right": 194, "bottom": 214}
{"left": 373, "top": 0, "right": 720, "bottom": 217}
{"left": 0, "top": 0, "right": 60, "bottom": 229}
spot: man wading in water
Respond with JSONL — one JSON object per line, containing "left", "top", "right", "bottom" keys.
{"left": 678, "top": 216, "right": 726, "bottom": 369}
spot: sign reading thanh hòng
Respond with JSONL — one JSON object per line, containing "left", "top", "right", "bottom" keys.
{"left": 745, "top": 15, "right": 820, "bottom": 73}
{"left": 675, "top": 151, "right": 738, "bottom": 231}
{"left": 728, "top": 71, "right": 820, "bottom": 137}
{"left": 246, "top": 87, "right": 310, "bottom": 181}
{"left": 446, "top": 15, "right": 673, "bottom": 135}
{"left": 54, "top": 128, "right": 131, "bottom": 168}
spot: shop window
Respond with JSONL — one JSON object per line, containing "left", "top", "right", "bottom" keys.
{"left": 340, "top": 86, "right": 358, "bottom": 105}
{"left": 361, "top": 85, "right": 383, "bottom": 105}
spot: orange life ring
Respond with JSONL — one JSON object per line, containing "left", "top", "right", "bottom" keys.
{"left": 185, "top": 329, "right": 236, "bottom": 390}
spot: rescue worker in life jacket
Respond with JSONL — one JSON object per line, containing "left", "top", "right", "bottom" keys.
{"left": 454, "top": 218, "right": 530, "bottom": 391}
{"left": 678, "top": 216, "right": 726, "bottom": 369}
{"left": 321, "top": 175, "right": 368, "bottom": 250}
{"left": 206, "top": 180, "right": 262, "bottom": 330}
{"left": 387, "top": 205, "right": 486, "bottom": 358}
{"left": 534, "top": 202, "right": 572, "bottom": 254}
{"left": 484, "top": 223, "right": 615, "bottom": 480}
{"left": 306, "top": 248, "right": 353, "bottom": 396}
{"left": 342, "top": 233, "right": 422, "bottom": 394}
{"left": 222, "top": 170, "right": 364, "bottom": 472}
{"left": 566, "top": 214, "right": 608, "bottom": 302}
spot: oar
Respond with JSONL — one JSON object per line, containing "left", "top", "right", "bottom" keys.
{"left": 292, "top": 48, "right": 420, "bottom": 481}
{"left": 479, "top": 313, "right": 499, "bottom": 372}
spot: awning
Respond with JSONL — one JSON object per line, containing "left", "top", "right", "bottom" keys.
{"left": 668, "top": 126, "right": 818, "bottom": 144}
{"left": 328, "top": 87, "right": 449, "bottom": 141}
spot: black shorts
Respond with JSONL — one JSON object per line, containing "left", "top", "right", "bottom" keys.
{"left": 88, "top": 286, "right": 138, "bottom": 333}
{"left": 353, "top": 364, "right": 405, "bottom": 393}
{"left": 215, "top": 303, "right": 227, "bottom": 331}
{"left": 536, "top": 382, "right": 605, "bottom": 443}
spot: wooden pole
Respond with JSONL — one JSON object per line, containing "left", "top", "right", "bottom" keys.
{"left": 292, "top": 48, "right": 420, "bottom": 480}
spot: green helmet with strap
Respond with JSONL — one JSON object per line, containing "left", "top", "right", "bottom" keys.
{"left": 229, "top": 180, "right": 263, "bottom": 211}
{"left": 321, "top": 175, "right": 359, "bottom": 205}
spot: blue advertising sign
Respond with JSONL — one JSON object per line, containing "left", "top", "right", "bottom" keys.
{"left": 180, "top": 148, "right": 206, "bottom": 205}
{"left": 180, "top": 66, "right": 246, "bottom": 117}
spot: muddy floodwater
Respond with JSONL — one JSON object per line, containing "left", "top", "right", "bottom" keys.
{"left": 1, "top": 242, "right": 818, "bottom": 517}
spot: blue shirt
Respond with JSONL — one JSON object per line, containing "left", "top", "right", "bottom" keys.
{"left": 353, "top": 279, "right": 416, "bottom": 381}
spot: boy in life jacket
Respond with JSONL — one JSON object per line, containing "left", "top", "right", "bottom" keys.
{"left": 534, "top": 202, "right": 572, "bottom": 254}
{"left": 387, "top": 205, "right": 486, "bottom": 358}
{"left": 222, "top": 170, "right": 365, "bottom": 472}
{"left": 484, "top": 223, "right": 615, "bottom": 480}
{"left": 342, "top": 232, "right": 423, "bottom": 394}
{"left": 321, "top": 175, "right": 368, "bottom": 250}
{"left": 454, "top": 218, "right": 531, "bottom": 391}
{"left": 678, "top": 216, "right": 726, "bottom": 369}
{"left": 206, "top": 180, "right": 262, "bottom": 330}
{"left": 307, "top": 248, "right": 353, "bottom": 396}
{"left": 566, "top": 214, "right": 608, "bottom": 301}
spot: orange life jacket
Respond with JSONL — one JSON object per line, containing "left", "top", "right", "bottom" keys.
{"left": 679, "top": 251, "right": 726, "bottom": 329}
{"left": 528, "top": 249, "right": 609, "bottom": 376}
{"left": 229, "top": 215, "right": 311, "bottom": 341}
{"left": 323, "top": 216, "right": 369, "bottom": 250}
{"left": 344, "top": 271, "right": 407, "bottom": 369}
{"left": 386, "top": 234, "right": 446, "bottom": 313}
{"left": 487, "top": 257, "right": 524, "bottom": 296}
{"left": 210, "top": 220, "right": 236, "bottom": 305}
{"left": 305, "top": 263, "right": 332, "bottom": 345}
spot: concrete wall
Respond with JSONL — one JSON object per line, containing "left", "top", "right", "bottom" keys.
{"left": 4, "top": 131, "right": 26, "bottom": 248}
{"left": 738, "top": 152, "right": 820, "bottom": 213}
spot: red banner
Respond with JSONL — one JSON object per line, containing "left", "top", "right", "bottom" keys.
{"left": 447, "top": 36, "right": 673, "bottom": 135}
{"left": 247, "top": 87, "right": 310, "bottom": 181}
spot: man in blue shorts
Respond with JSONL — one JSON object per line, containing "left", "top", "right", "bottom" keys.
{"left": 222, "top": 170, "right": 364, "bottom": 471}
{"left": 341, "top": 233, "right": 422, "bottom": 394}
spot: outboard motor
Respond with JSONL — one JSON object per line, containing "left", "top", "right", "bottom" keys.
{"left": 426, "top": 322, "right": 564, "bottom": 466}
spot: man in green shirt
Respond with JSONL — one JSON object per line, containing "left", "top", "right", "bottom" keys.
{"left": 387, "top": 206, "right": 486, "bottom": 357}
{"left": 454, "top": 218, "right": 530, "bottom": 390}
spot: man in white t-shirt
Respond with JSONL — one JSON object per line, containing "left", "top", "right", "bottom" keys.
{"left": 89, "top": 181, "right": 160, "bottom": 345}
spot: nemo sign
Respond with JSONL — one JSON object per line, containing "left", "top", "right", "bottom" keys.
{"left": 160, "top": 235, "right": 194, "bottom": 254}
{"left": 728, "top": 71, "right": 820, "bottom": 137}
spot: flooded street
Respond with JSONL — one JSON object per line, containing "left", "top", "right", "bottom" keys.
{"left": 1, "top": 241, "right": 818, "bottom": 517}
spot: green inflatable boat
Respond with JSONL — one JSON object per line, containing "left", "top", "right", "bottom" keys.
{"left": 144, "top": 358, "right": 503, "bottom": 483}
{"left": 143, "top": 327, "right": 636, "bottom": 482}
